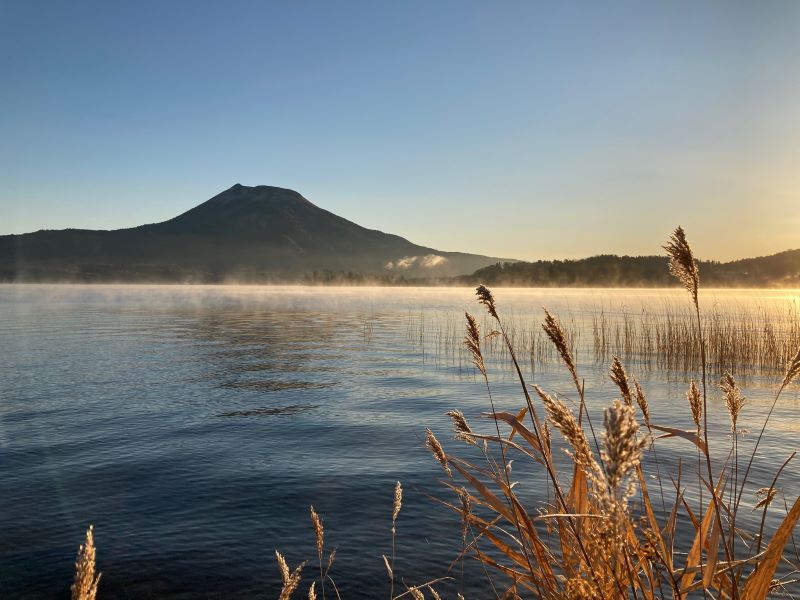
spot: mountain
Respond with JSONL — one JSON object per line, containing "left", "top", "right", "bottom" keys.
{"left": 0, "top": 184, "right": 511, "bottom": 282}
{"left": 465, "top": 251, "right": 800, "bottom": 288}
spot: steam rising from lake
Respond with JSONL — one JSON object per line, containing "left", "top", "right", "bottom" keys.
{"left": 384, "top": 253, "right": 448, "bottom": 269}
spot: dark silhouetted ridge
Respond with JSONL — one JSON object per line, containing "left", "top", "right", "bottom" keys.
{"left": 148, "top": 185, "right": 318, "bottom": 236}
{"left": 0, "top": 184, "right": 509, "bottom": 282}
{"left": 464, "top": 250, "right": 800, "bottom": 288}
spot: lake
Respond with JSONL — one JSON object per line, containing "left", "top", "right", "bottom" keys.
{"left": 1, "top": 285, "right": 799, "bottom": 598}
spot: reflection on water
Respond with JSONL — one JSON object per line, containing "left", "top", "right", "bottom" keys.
{"left": 217, "top": 405, "right": 319, "bottom": 418}
{"left": 0, "top": 285, "right": 798, "bottom": 598}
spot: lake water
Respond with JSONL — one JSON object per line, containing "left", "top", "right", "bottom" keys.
{"left": 1, "top": 285, "right": 799, "bottom": 598}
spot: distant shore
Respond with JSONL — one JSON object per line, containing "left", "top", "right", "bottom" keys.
{"left": 2, "top": 279, "right": 799, "bottom": 290}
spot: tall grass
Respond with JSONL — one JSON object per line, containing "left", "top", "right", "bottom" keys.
{"left": 591, "top": 302, "right": 800, "bottom": 376}
{"left": 423, "top": 227, "right": 800, "bottom": 598}
{"left": 405, "top": 291, "right": 799, "bottom": 378}
{"left": 405, "top": 308, "right": 582, "bottom": 375}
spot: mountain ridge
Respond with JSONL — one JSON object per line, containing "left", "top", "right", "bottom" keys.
{"left": 0, "top": 184, "right": 512, "bottom": 282}
{"left": 2, "top": 184, "right": 798, "bottom": 286}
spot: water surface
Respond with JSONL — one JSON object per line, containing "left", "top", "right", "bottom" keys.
{"left": 1, "top": 285, "right": 798, "bottom": 598}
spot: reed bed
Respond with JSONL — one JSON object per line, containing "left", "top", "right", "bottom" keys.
{"left": 405, "top": 308, "right": 581, "bottom": 375}
{"left": 405, "top": 295, "right": 799, "bottom": 378}
{"left": 592, "top": 302, "right": 800, "bottom": 376}
{"left": 67, "top": 228, "right": 800, "bottom": 598}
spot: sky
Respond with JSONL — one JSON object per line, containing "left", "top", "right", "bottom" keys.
{"left": 1, "top": 1, "right": 799, "bottom": 262}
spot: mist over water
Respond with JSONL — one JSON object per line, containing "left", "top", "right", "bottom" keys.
{"left": 1, "top": 285, "right": 799, "bottom": 598}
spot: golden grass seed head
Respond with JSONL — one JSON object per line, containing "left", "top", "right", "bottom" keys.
{"left": 542, "top": 309, "right": 578, "bottom": 385}
{"left": 534, "top": 385, "right": 594, "bottom": 471}
{"left": 425, "top": 428, "right": 452, "bottom": 477}
{"left": 326, "top": 548, "right": 336, "bottom": 572}
{"left": 392, "top": 481, "right": 403, "bottom": 526}
{"left": 475, "top": 285, "right": 498, "bottom": 320}
{"left": 309, "top": 506, "right": 324, "bottom": 559}
{"left": 610, "top": 356, "right": 633, "bottom": 406}
{"left": 278, "top": 561, "right": 305, "bottom": 600}
{"left": 71, "top": 525, "right": 100, "bottom": 600}
{"left": 687, "top": 379, "right": 702, "bottom": 430}
{"left": 664, "top": 226, "right": 700, "bottom": 305}
{"left": 427, "top": 585, "right": 443, "bottom": 600}
{"left": 276, "top": 550, "right": 291, "bottom": 585}
{"left": 458, "top": 486, "right": 471, "bottom": 542}
{"left": 721, "top": 371, "right": 745, "bottom": 432}
{"left": 602, "top": 399, "right": 646, "bottom": 495}
{"left": 308, "top": 582, "right": 317, "bottom": 600}
{"left": 542, "top": 418, "right": 552, "bottom": 455}
{"left": 754, "top": 487, "right": 779, "bottom": 511}
{"left": 633, "top": 378, "right": 651, "bottom": 430}
{"left": 275, "top": 553, "right": 306, "bottom": 600}
{"left": 463, "top": 312, "right": 486, "bottom": 376}
{"left": 782, "top": 347, "right": 800, "bottom": 389}
{"left": 446, "top": 409, "right": 475, "bottom": 444}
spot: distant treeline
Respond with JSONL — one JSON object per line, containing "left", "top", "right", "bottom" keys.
{"left": 461, "top": 250, "right": 800, "bottom": 288}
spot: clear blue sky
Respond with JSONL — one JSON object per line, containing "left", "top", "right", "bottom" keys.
{"left": 2, "top": 1, "right": 799, "bottom": 261}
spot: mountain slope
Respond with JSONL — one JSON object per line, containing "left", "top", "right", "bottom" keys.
{"left": 0, "top": 184, "right": 510, "bottom": 282}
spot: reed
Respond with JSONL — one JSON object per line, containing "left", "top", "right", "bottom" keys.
{"left": 71, "top": 525, "right": 100, "bottom": 600}
{"left": 276, "top": 551, "right": 306, "bottom": 600}
{"left": 390, "top": 481, "right": 403, "bottom": 598}
{"left": 426, "top": 228, "right": 800, "bottom": 598}
{"left": 405, "top": 291, "right": 800, "bottom": 380}
{"left": 590, "top": 301, "right": 800, "bottom": 377}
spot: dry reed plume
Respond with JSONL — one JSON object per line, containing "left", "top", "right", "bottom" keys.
{"left": 533, "top": 384, "right": 595, "bottom": 472}
{"left": 71, "top": 525, "right": 100, "bottom": 600}
{"left": 633, "top": 379, "right": 651, "bottom": 430}
{"left": 782, "top": 347, "right": 800, "bottom": 391}
{"left": 464, "top": 312, "right": 486, "bottom": 377}
{"left": 721, "top": 372, "right": 745, "bottom": 432}
{"left": 426, "top": 428, "right": 452, "bottom": 478}
{"left": 390, "top": 481, "right": 403, "bottom": 598}
{"left": 754, "top": 487, "right": 778, "bottom": 511}
{"left": 664, "top": 225, "right": 699, "bottom": 306}
{"left": 276, "top": 551, "right": 305, "bottom": 600}
{"left": 446, "top": 409, "right": 474, "bottom": 445}
{"left": 601, "top": 399, "right": 645, "bottom": 495}
{"left": 475, "top": 285, "right": 498, "bottom": 320}
{"left": 609, "top": 356, "right": 633, "bottom": 407}
{"left": 393, "top": 481, "right": 403, "bottom": 529}
{"left": 310, "top": 506, "right": 326, "bottom": 600}
{"left": 687, "top": 379, "right": 702, "bottom": 430}
{"left": 542, "top": 308, "right": 579, "bottom": 390}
